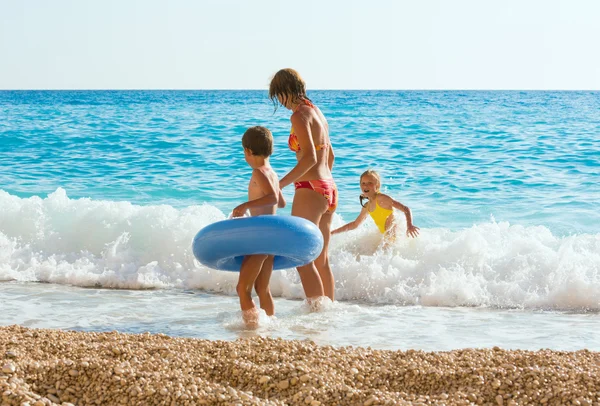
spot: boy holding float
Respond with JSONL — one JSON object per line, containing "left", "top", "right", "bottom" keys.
{"left": 231, "top": 126, "right": 285, "bottom": 328}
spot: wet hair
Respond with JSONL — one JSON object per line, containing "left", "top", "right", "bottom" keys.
{"left": 242, "top": 126, "right": 273, "bottom": 157}
{"left": 360, "top": 169, "right": 382, "bottom": 189}
{"left": 269, "top": 68, "right": 312, "bottom": 110}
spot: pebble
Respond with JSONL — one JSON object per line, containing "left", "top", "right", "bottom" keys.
{"left": 0, "top": 325, "right": 598, "bottom": 406}
{"left": 2, "top": 363, "right": 16, "bottom": 374}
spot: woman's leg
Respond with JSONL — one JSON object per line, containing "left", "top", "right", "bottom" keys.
{"left": 315, "top": 211, "right": 335, "bottom": 301}
{"left": 291, "top": 188, "right": 328, "bottom": 299}
{"left": 254, "top": 255, "right": 274, "bottom": 316}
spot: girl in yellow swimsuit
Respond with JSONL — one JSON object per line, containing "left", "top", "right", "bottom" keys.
{"left": 332, "top": 170, "right": 420, "bottom": 244}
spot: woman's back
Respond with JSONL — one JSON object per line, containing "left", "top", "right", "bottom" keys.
{"left": 294, "top": 103, "right": 333, "bottom": 182}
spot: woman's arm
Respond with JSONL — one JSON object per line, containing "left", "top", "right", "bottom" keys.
{"left": 279, "top": 112, "right": 317, "bottom": 188}
{"left": 328, "top": 144, "right": 335, "bottom": 172}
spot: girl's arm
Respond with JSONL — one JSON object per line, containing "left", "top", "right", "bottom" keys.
{"left": 390, "top": 197, "right": 420, "bottom": 238}
{"left": 279, "top": 112, "right": 317, "bottom": 188}
{"left": 232, "top": 170, "right": 278, "bottom": 217}
{"left": 331, "top": 207, "right": 369, "bottom": 235}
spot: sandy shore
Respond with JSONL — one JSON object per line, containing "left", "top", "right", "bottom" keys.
{"left": 1, "top": 326, "right": 599, "bottom": 405}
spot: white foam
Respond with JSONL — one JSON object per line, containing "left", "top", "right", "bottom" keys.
{"left": 1, "top": 189, "right": 599, "bottom": 311}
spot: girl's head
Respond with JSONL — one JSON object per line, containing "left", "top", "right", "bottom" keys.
{"left": 360, "top": 170, "right": 382, "bottom": 199}
{"left": 269, "top": 68, "right": 310, "bottom": 110}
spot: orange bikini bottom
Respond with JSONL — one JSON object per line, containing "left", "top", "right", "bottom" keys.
{"left": 294, "top": 178, "right": 338, "bottom": 213}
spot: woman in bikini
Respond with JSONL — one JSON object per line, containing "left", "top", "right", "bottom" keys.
{"left": 269, "top": 68, "right": 337, "bottom": 303}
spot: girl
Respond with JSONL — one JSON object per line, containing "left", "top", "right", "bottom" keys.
{"left": 269, "top": 68, "right": 337, "bottom": 302}
{"left": 332, "top": 170, "right": 420, "bottom": 244}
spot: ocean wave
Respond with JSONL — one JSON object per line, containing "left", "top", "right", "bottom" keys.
{"left": 1, "top": 189, "right": 599, "bottom": 311}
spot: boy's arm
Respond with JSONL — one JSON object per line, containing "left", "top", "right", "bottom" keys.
{"left": 331, "top": 207, "right": 369, "bottom": 235}
{"left": 277, "top": 190, "right": 286, "bottom": 208}
{"left": 279, "top": 113, "right": 317, "bottom": 188}
{"left": 231, "top": 170, "right": 278, "bottom": 217}
{"left": 390, "top": 197, "right": 420, "bottom": 238}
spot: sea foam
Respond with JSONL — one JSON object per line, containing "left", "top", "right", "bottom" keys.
{"left": 1, "top": 189, "right": 599, "bottom": 311}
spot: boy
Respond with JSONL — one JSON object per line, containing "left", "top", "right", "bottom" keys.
{"left": 231, "top": 126, "right": 285, "bottom": 328}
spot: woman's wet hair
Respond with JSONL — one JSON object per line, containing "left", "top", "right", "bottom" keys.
{"left": 269, "top": 68, "right": 311, "bottom": 110}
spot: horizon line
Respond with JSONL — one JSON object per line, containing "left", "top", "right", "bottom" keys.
{"left": 1, "top": 88, "right": 599, "bottom": 92}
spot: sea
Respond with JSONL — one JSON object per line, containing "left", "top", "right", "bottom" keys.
{"left": 1, "top": 90, "right": 599, "bottom": 351}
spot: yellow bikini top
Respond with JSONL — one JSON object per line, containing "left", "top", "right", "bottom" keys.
{"left": 368, "top": 195, "right": 393, "bottom": 234}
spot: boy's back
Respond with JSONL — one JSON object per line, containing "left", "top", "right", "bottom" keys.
{"left": 232, "top": 126, "right": 285, "bottom": 219}
{"left": 248, "top": 166, "right": 280, "bottom": 216}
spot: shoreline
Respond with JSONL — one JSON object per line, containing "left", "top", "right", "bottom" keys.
{"left": 1, "top": 325, "right": 599, "bottom": 406}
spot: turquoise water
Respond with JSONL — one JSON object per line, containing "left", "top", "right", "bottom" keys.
{"left": 1, "top": 90, "right": 599, "bottom": 349}
{"left": 2, "top": 90, "right": 599, "bottom": 234}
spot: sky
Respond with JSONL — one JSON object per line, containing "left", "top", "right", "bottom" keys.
{"left": 1, "top": 0, "right": 599, "bottom": 90}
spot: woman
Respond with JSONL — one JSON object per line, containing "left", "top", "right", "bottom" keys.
{"left": 269, "top": 68, "right": 337, "bottom": 303}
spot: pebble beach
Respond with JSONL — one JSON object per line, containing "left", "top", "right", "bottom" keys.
{"left": 1, "top": 326, "right": 599, "bottom": 406}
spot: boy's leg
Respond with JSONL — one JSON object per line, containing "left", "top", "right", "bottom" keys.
{"left": 237, "top": 255, "right": 269, "bottom": 311}
{"left": 254, "top": 255, "right": 274, "bottom": 316}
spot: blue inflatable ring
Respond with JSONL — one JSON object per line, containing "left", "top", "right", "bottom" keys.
{"left": 192, "top": 215, "right": 324, "bottom": 272}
